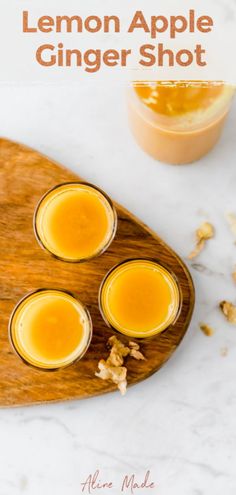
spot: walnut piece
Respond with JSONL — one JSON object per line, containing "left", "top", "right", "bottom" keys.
{"left": 95, "top": 337, "right": 145, "bottom": 395}
{"left": 220, "top": 347, "right": 228, "bottom": 357}
{"left": 107, "top": 336, "right": 130, "bottom": 367}
{"left": 129, "top": 341, "right": 146, "bottom": 361}
{"left": 188, "top": 222, "right": 214, "bottom": 260}
{"left": 220, "top": 301, "right": 236, "bottom": 324}
{"left": 95, "top": 360, "right": 127, "bottom": 396}
{"left": 199, "top": 323, "right": 214, "bottom": 336}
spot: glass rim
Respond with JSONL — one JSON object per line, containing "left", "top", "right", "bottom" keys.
{"left": 98, "top": 257, "right": 182, "bottom": 340}
{"left": 8, "top": 288, "right": 93, "bottom": 372}
{"left": 33, "top": 181, "right": 118, "bottom": 263}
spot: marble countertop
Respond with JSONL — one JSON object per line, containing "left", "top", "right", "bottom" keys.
{"left": 0, "top": 83, "right": 236, "bottom": 495}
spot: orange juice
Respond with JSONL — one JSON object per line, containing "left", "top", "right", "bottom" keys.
{"left": 99, "top": 259, "right": 180, "bottom": 338}
{"left": 128, "top": 82, "right": 234, "bottom": 164}
{"left": 134, "top": 82, "right": 224, "bottom": 117}
{"left": 9, "top": 289, "right": 92, "bottom": 370}
{"left": 34, "top": 182, "right": 117, "bottom": 262}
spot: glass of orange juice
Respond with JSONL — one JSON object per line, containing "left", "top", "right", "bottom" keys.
{"left": 99, "top": 258, "right": 181, "bottom": 339}
{"left": 34, "top": 182, "right": 117, "bottom": 262}
{"left": 9, "top": 289, "right": 92, "bottom": 370}
{"left": 127, "top": 81, "right": 235, "bottom": 164}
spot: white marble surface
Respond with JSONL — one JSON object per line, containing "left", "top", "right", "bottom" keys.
{"left": 0, "top": 83, "right": 236, "bottom": 495}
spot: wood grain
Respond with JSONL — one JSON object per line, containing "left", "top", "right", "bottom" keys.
{"left": 0, "top": 138, "right": 195, "bottom": 407}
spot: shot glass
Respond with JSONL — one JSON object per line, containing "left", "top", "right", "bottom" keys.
{"left": 9, "top": 289, "right": 92, "bottom": 371}
{"left": 99, "top": 258, "right": 181, "bottom": 339}
{"left": 34, "top": 182, "right": 117, "bottom": 262}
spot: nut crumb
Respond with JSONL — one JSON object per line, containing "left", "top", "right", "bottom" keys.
{"left": 220, "top": 347, "right": 228, "bottom": 357}
{"left": 232, "top": 266, "right": 236, "bottom": 284}
{"left": 188, "top": 222, "right": 214, "bottom": 260}
{"left": 219, "top": 300, "right": 236, "bottom": 324}
{"left": 199, "top": 323, "right": 214, "bottom": 336}
{"left": 95, "top": 337, "right": 145, "bottom": 395}
{"left": 129, "top": 341, "right": 146, "bottom": 361}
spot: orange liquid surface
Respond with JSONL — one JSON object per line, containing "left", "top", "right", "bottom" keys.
{"left": 101, "top": 260, "right": 180, "bottom": 338}
{"left": 135, "top": 82, "right": 224, "bottom": 117}
{"left": 36, "top": 184, "right": 115, "bottom": 261}
{"left": 11, "top": 290, "right": 91, "bottom": 369}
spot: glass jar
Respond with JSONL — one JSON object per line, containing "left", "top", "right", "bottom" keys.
{"left": 127, "top": 82, "right": 235, "bottom": 164}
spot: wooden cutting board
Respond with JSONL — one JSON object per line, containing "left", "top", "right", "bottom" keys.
{"left": 0, "top": 138, "right": 195, "bottom": 407}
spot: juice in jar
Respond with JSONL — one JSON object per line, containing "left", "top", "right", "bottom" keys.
{"left": 128, "top": 81, "right": 234, "bottom": 164}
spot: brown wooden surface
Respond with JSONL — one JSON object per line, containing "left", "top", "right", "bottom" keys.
{"left": 0, "top": 138, "right": 195, "bottom": 407}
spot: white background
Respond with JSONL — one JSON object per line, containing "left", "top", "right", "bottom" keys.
{"left": 0, "top": 81, "right": 235, "bottom": 495}
{"left": 0, "top": 0, "right": 236, "bottom": 494}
